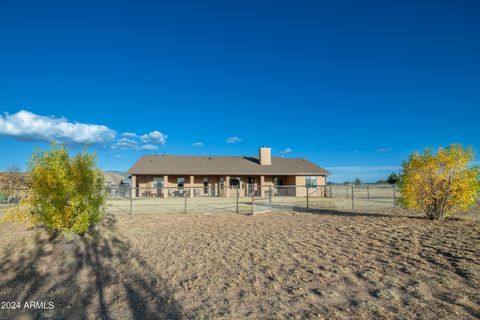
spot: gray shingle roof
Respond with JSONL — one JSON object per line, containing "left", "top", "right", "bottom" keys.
{"left": 128, "top": 155, "right": 330, "bottom": 176}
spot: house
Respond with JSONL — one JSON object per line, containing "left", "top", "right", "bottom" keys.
{"left": 128, "top": 147, "right": 330, "bottom": 197}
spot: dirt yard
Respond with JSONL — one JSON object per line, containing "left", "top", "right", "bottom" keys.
{"left": 1, "top": 207, "right": 479, "bottom": 319}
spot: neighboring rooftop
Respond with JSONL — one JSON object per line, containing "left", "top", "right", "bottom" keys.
{"left": 128, "top": 155, "right": 330, "bottom": 176}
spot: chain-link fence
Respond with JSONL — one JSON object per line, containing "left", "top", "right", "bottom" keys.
{"left": 0, "top": 188, "right": 30, "bottom": 215}
{"left": 254, "top": 184, "right": 398, "bottom": 213}
{"left": 311, "top": 184, "right": 398, "bottom": 210}
{"left": 0, "top": 184, "right": 399, "bottom": 216}
{"left": 106, "top": 186, "right": 254, "bottom": 215}
{"left": 113, "top": 184, "right": 399, "bottom": 214}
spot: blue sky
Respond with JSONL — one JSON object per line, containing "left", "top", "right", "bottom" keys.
{"left": 0, "top": 0, "right": 479, "bottom": 182}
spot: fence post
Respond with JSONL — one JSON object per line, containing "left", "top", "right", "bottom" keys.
{"left": 346, "top": 184, "right": 349, "bottom": 199}
{"left": 367, "top": 184, "right": 370, "bottom": 201}
{"left": 306, "top": 186, "right": 309, "bottom": 211}
{"left": 269, "top": 186, "right": 272, "bottom": 210}
{"left": 393, "top": 185, "right": 396, "bottom": 207}
{"left": 329, "top": 184, "right": 332, "bottom": 198}
{"left": 236, "top": 188, "right": 239, "bottom": 213}
{"left": 130, "top": 187, "right": 133, "bottom": 214}
{"left": 351, "top": 183, "right": 354, "bottom": 210}
{"left": 184, "top": 191, "right": 187, "bottom": 213}
{"left": 251, "top": 194, "right": 254, "bottom": 214}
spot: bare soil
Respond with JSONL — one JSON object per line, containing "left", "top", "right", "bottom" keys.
{"left": 1, "top": 207, "right": 479, "bottom": 319}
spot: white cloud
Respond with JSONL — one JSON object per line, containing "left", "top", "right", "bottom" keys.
{"left": 121, "top": 132, "right": 136, "bottom": 138}
{"left": 377, "top": 147, "right": 392, "bottom": 153}
{"left": 140, "top": 131, "right": 167, "bottom": 145}
{"left": 112, "top": 139, "right": 138, "bottom": 150}
{"left": 193, "top": 142, "right": 204, "bottom": 147}
{"left": 0, "top": 110, "right": 171, "bottom": 153}
{"left": 140, "top": 144, "right": 159, "bottom": 150}
{"left": 0, "top": 110, "right": 116, "bottom": 145}
{"left": 280, "top": 148, "right": 292, "bottom": 154}
{"left": 114, "top": 154, "right": 124, "bottom": 159}
{"left": 113, "top": 131, "right": 167, "bottom": 151}
{"left": 226, "top": 136, "right": 242, "bottom": 144}
{"left": 118, "top": 138, "right": 137, "bottom": 144}
{"left": 112, "top": 138, "right": 138, "bottom": 150}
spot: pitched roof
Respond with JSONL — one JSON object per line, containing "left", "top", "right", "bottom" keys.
{"left": 128, "top": 155, "right": 330, "bottom": 176}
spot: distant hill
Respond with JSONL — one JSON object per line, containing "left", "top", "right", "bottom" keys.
{"left": 106, "top": 171, "right": 129, "bottom": 178}
{"left": 102, "top": 171, "right": 128, "bottom": 184}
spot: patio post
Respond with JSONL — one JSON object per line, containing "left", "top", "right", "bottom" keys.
{"left": 225, "top": 176, "right": 230, "bottom": 198}
{"left": 260, "top": 175, "right": 265, "bottom": 197}
{"left": 190, "top": 175, "right": 194, "bottom": 198}
{"left": 163, "top": 175, "right": 169, "bottom": 198}
{"left": 131, "top": 175, "right": 137, "bottom": 198}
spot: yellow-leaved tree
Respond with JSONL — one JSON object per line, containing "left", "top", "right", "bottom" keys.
{"left": 4, "top": 143, "right": 106, "bottom": 234}
{"left": 398, "top": 144, "right": 480, "bottom": 220}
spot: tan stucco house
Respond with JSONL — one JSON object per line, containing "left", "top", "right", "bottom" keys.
{"left": 128, "top": 147, "right": 329, "bottom": 197}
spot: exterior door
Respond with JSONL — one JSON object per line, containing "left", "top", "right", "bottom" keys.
{"left": 247, "top": 176, "right": 255, "bottom": 196}
{"left": 274, "top": 177, "right": 285, "bottom": 196}
{"left": 274, "top": 177, "right": 284, "bottom": 186}
{"left": 177, "top": 177, "right": 185, "bottom": 196}
{"left": 153, "top": 177, "right": 164, "bottom": 197}
{"left": 203, "top": 177, "right": 208, "bottom": 195}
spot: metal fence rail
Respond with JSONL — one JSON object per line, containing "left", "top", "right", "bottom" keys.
{"left": 0, "top": 184, "right": 399, "bottom": 216}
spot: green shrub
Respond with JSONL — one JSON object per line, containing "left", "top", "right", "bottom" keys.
{"left": 21, "top": 143, "right": 106, "bottom": 234}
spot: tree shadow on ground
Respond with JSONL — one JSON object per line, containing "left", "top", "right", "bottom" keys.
{"left": 0, "top": 214, "right": 182, "bottom": 319}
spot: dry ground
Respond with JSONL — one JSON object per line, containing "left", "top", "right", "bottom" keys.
{"left": 0, "top": 207, "right": 479, "bottom": 319}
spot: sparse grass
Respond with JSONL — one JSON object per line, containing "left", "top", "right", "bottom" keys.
{"left": 0, "top": 203, "right": 12, "bottom": 216}
{"left": 1, "top": 206, "right": 479, "bottom": 319}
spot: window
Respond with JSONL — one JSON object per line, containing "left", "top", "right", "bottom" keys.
{"left": 153, "top": 177, "right": 164, "bottom": 188}
{"left": 203, "top": 177, "right": 208, "bottom": 194}
{"left": 220, "top": 177, "right": 224, "bottom": 188}
{"left": 177, "top": 177, "right": 185, "bottom": 188}
{"left": 305, "top": 176, "right": 317, "bottom": 188}
{"left": 230, "top": 177, "right": 240, "bottom": 189}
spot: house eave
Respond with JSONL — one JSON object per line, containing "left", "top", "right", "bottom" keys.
{"left": 129, "top": 172, "right": 330, "bottom": 176}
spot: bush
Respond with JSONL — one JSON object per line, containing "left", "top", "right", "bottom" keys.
{"left": 8, "top": 144, "right": 106, "bottom": 235}
{"left": 398, "top": 144, "right": 480, "bottom": 220}
{"left": 386, "top": 172, "right": 399, "bottom": 184}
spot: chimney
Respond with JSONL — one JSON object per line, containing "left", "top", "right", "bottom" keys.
{"left": 259, "top": 147, "right": 271, "bottom": 165}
